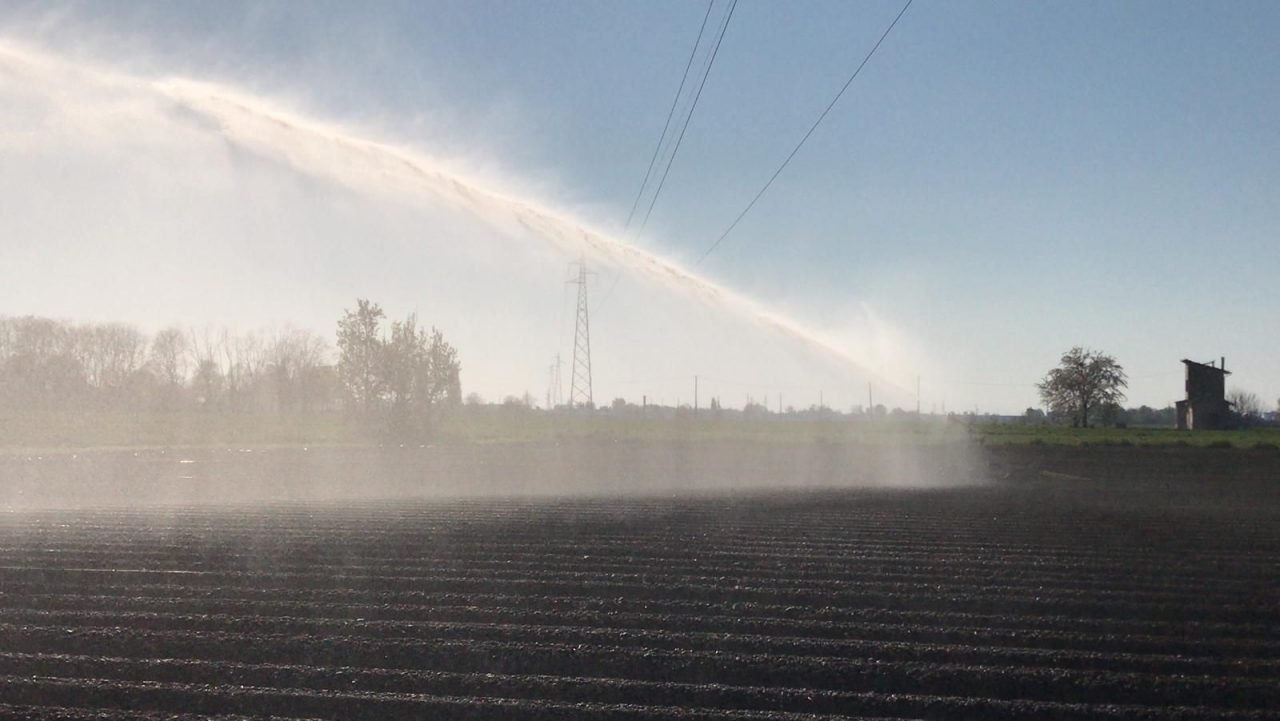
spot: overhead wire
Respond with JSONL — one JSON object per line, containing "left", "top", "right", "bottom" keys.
{"left": 603, "top": 0, "right": 736, "bottom": 303}
{"left": 696, "top": 0, "right": 914, "bottom": 264}
{"left": 622, "top": 0, "right": 716, "bottom": 230}
{"left": 634, "top": 0, "right": 738, "bottom": 239}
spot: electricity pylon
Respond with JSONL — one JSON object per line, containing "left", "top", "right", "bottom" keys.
{"left": 568, "top": 259, "right": 594, "bottom": 409}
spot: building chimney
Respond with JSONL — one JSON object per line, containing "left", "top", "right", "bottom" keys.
{"left": 1221, "top": 357, "right": 1226, "bottom": 372}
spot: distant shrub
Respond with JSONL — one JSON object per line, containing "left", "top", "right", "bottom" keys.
{"left": 1113, "top": 438, "right": 1134, "bottom": 447}
{"left": 1205, "top": 439, "right": 1233, "bottom": 449}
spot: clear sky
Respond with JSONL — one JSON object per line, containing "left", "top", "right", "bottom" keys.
{"left": 1, "top": 1, "right": 1277, "bottom": 413}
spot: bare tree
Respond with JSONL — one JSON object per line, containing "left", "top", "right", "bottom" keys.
{"left": 0, "top": 318, "right": 91, "bottom": 409}
{"left": 1227, "top": 388, "right": 1262, "bottom": 427}
{"left": 239, "top": 332, "right": 271, "bottom": 381}
{"left": 224, "top": 330, "right": 271, "bottom": 409}
{"left": 82, "top": 323, "right": 147, "bottom": 392}
{"left": 1037, "top": 347, "right": 1127, "bottom": 427}
{"left": 221, "top": 329, "right": 246, "bottom": 407}
{"left": 188, "top": 326, "right": 226, "bottom": 408}
{"left": 0, "top": 317, "right": 16, "bottom": 361}
{"left": 12, "top": 316, "right": 75, "bottom": 360}
{"left": 148, "top": 327, "right": 189, "bottom": 388}
{"left": 265, "top": 326, "right": 329, "bottom": 412}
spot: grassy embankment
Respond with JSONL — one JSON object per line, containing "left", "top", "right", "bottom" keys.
{"left": 0, "top": 409, "right": 963, "bottom": 452}
{"left": 2, "top": 409, "right": 1278, "bottom": 453}
{"left": 0, "top": 411, "right": 360, "bottom": 453}
{"left": 976, "top": 423, "right": 1280, "bottom": 449}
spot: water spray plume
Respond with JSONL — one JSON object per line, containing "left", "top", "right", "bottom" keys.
{"left": 1, "top": 39, "right": 913, "bottom": 393}
{"left": 155, "top": 81, "right": 909, "bottom": 391}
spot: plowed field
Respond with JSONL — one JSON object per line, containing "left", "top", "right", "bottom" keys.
{"left": 1, "top": 446, "right": 1277, "bottom": 719}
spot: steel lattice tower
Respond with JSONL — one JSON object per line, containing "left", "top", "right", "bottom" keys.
{"left": 568, "top": 261, "right": 593, "bottom": 408}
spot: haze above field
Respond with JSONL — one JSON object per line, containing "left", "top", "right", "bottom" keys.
{"left": 1, "top": 1, "right": 1277, "bottom": 413}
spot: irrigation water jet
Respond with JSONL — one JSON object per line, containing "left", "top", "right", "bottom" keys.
{"left": 0, "top": 39, "right": 915, "bottom": 395}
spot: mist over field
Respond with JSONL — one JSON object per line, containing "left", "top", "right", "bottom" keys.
{"left": 1, "top": 440, "right": 991, "bottom": 512}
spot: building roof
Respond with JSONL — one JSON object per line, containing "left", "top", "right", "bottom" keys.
{"left": 1180, "top": 358, "right": 1231, "bottom": 375}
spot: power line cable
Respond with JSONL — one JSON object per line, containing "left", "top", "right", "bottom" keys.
{"left": 634, "top": 0, "right": 738, "bottom": 238}
{"left": 697, "top": 0, "right": 913, "bottom": 264}
{"left": 623, "top": 0, "right": 716, "bottom": 230}
{"left": 603, "top": 0, "right": 736, "bottom": 305}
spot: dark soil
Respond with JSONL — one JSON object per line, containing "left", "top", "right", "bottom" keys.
{"left": 0, "top": 442, "right": 1276, "bottom": 719}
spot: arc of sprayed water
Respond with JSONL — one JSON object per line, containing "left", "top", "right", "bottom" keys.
{"left": 131, "top": 70, "right": 904, "bottom": 391}
{"left": 148, "top": 76, "right": 908, "bottom": 391}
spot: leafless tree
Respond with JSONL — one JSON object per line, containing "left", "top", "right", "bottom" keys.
{"left": 148, "top": 327, "right": 189, "bottom": 388}
{"left": 265, "top": 326, "right": 330, "bottom": 412}
{"left": 12, "top": 316, "right": 74, "bottom": 359}
{"left": 1227, "top": 388, "right": 1262, "bottom": 427}
{"left": 0, "top": 316, "right": 86, "bottom": 408}
{"left": 188, "top": 325, "right": 226, "bottom": 408}
{"left": 75, "top": 323, "right": 146, "bottom": 391}
{"left": 0, "top": 317, "right": 15, "bottom": 361}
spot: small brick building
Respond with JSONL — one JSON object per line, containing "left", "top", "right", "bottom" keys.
{"left": 1175, "top": 358, "right": 1231, "bottom": 430}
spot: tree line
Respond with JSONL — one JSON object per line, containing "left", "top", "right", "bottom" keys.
{"left": 0, "top": 316, "right": 336, "bottom": 413}
{"left": 0, "top": 299, "right": 461, "bottom": 437}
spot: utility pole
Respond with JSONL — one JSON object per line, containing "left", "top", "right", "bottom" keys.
{"left": 546, "top": 354, "right": 563, "bottom": 410}
{"left": 567, "top": 259, "right": 594, "bottom": 409}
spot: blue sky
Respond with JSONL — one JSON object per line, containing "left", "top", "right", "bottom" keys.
{"left": 1, "top": 1, "right": 1277, "bottom": 412}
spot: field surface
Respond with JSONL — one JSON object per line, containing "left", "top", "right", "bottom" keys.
{"left": 0, "top": 446, "right": 1277, "bottom": 720}
{"left": 10, "top": 408, "right": 1278, "bottom": 454}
